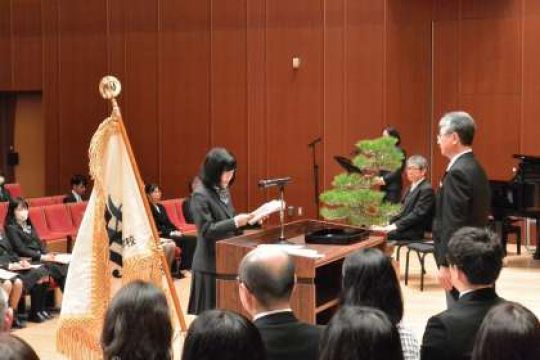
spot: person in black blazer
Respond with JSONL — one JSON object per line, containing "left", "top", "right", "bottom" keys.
{"left": 379, "top": 155, "right": 435, "bottom": 241}
{"left": 0, "top": 173, "right": 12, "bottom": 203}
{"left": 238, "top": 247, "right": 321, "bottom": 360}
{"left": 421, "top": 227, "right": 504, "bottom": 360}
{"left": 433, "top": 112, "right": 490, "bottom": 306}
{"left": 375, "top": 126, "right": 406, "bottom": 204}
{"left": 187, "top": 148, "right": 253, "bottom": 315}
{"left": 63, "top": 174, "right": 88, "bottom": 203}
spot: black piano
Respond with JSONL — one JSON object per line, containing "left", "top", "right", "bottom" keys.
{"left": 490, "top": 154, "right": 540, "bottom": 260}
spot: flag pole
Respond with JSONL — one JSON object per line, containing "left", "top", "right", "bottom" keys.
{"left": 98, "top": 76, "right": 188, "bottom": 332}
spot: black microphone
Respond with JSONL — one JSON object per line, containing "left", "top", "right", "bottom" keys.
{"left": 258, "top": 177, "right": 292, "bottom": 188}
{"left": 308, "top": 137, "right": 322, "bottom": 147}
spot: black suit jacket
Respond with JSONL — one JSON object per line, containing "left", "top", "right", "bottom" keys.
{"left": 380, "top": 146, "right": 406, "bottom": 204}
{"left": 190, "top": 185, "right": 239, "bottom": 274}
{"left": 150, "top": 203, "right": 178, "bottom": 237}
{"left": 421, "top": 288, "right": 504, "bottom": 360}
{"left": 0, "top": 186, "right": 12, "bottom": 203}
{"left": 389, "top": 179, "right": 435, "bottom": 240}
{"left": 254, "top": 311, "right": 321, "bottom": 360}
{"left": 433, "top": 152, "right": 490, "bottom": 266}
{"left": 5, "top": 222, "right": 47, "bottom": 262}
{"left": 0, "top": 233, "right": 20, "bottom": 268}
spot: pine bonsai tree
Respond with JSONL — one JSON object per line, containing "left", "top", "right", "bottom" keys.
{"left": 320, "top": 136, "right": 404, "bottom": 227}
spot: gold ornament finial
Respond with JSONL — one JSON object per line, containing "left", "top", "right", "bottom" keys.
{"left": 99, "top": 76, "right": 122, "bottom": 100}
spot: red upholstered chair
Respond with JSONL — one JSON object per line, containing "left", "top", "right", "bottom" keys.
{"left": 28, "top": 197, "right": 56, "bottom": 207}
{"left": 28, "top": 206, "right": 68, "bottom": 252}
{"left": 68, "top": 201, "right": 87, "bottom": 229}
{"left": 175, "top": 198, "right": 197, "bottom": 233}
{"left": 161, "top": 199, "right": 182, "bottom": 230}
{"left": 44, "top": 204, "right": 77, "bottom": 238}
{"left": 4, "top": 183, "right": 23, "bottom": 198}
{"left": 0, "top": 202, "right": 7, "bottom": 228}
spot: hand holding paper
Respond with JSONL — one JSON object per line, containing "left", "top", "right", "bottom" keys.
{"left": 249, "top": 200, "right": 285, "bottom": 225}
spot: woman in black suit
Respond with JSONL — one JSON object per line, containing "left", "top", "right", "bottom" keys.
{"left": 4, "top": 198, "right": 68, "bottom": 317}
{"left": 187, "top": 148, "right": 253, "bottom": 315}
{"left": 375, "top": 126, "right": 406, "bottom": 204}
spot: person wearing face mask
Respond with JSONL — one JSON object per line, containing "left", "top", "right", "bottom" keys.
{"left": 187, "top": 148, "right": 255, "bottom": 315}
{"left": 4, "top": 198, "right": 68, "bottom": 310}
{"left": 0, "top": 174, "right": 12, "bottom": 203}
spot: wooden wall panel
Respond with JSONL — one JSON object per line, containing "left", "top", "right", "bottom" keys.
{"left": 122, "top": 0, "right": 160, "bottom": 184}
{"left": 0, "top": 1, "right": 12, "bottom": 89}
{"left": 266, "top": 0, "right": 324, "bottom": 219}
{"left": 211, "top": 0, "right": 248, "bottom": 210}
{"left": 11, "top": 0, "right": 42, "bottom": 90}
{"left": 56, "top": 0, "right": 108, "bottom": 189}
{"left": 159, "top": 0, "right": 211, "bottom": 199}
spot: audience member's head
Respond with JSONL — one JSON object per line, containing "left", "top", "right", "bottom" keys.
{"left": 438, "top": 111, "right": 476, "bottom": 158}
{"left": 341, "top": 248, "right": 403, "bottom": 325}
{"left": 6, "top": 197, "right": 29, "bottom": 226}
{"left": 70, "top": 174, "right": 88, "bottom": 196}
{"left": 145, "top": 183, "right": 162, "bottom": 204}
{"left": 319, "top": 306, "right": 404, "bottom": 360}
{"left": 405, "top": 155, "right": 428, "bottom": 183}
{"left": 200, "top": 148, "right": 237, "bottom": 190}
{"left": 101, "top": 281, "right": 172, "bottom": 360}
{"left": 182, "top": 309, "right": 266, "bottom": 360}
{"left": 238, "top": 247, "right": 295, "bottom": 316}
{"left": 383, "top": 126, "right": 401, "bottom": 146}
{"left": 447, "top": 227, "right": 503, "bottom": 292}
{"left": 0, "top": 289, "right": 13, "bottom": 332}
{"left": 472, "top": 301, "right": 540, "bottom": 360}
{"left": 0, "top": 172, "right": 5, "bottom": 186}
{"left": 0, "top": 334, "right": 40, "bottom": 360}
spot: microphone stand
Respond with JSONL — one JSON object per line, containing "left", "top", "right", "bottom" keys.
{"left": 278, "top": 183, "right": 286, "bottom": 242}
{"left": 308, "top": 138, "right": 321, "bottom": 219}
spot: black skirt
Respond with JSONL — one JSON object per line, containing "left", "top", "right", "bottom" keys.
{"left": 16, "top": 265, "right": 49, "bottom": 290}
{"left": 187, "top": 271, "right": 216, "bottom": 315}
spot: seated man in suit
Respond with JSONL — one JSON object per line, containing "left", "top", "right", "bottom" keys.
{"left": 374, "top": 155, "right": 435, "bottom": 240}
{"left": 421, "top": 227, "right": 505, "bottom": 360}
{"left": 238, "top": 247, "right": 321, "bottom": 360}
{"left": 63, "top": 174, "right": 88, "bottom": 203}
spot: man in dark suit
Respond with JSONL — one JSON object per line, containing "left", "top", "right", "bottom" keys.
{"left": 63, "top": 174, "right": 88, "bottom": 203}
{"left": 421, "top": 227, "right": 504, "bottom": 360}
{"left": 238, "top": 247, "right": 321, "bottom": 360}
{"left": 433, "top": 111, "right": 490, "bottom": 306}
{"left": 380, "top": 155, "right": 435, "bottom": 240}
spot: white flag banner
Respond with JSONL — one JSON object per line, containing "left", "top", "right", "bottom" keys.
{"left": 56, "top": 116, "right": 163, "bottom": 359}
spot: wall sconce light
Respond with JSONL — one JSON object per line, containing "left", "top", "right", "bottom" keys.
{"left": 292, "top": 57, "right": 301, "bottom": 69}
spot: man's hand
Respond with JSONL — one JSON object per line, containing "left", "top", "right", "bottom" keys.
{"left": 437, "top": 266, "right": 453, "bottom": 291}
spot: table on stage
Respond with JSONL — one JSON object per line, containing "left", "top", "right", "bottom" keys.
{"left": 216, "top": 219, "right": 386, "bottom": 324}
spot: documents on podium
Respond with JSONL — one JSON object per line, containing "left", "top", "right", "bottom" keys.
{"left": 248, "top": 199, "right": 284, "bottom": 225}
{"left": 257, "top": 243, "right": 324, "bottom": 259}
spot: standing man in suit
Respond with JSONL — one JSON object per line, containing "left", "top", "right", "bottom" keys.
{"left": 238, "top": 247, "right": 321, "bottom": 360}
{"left": 433, "top": 111, "right": 490, "bottom": 306}
{"left": 421, "top": 227, "right": 504, "bottom": 360}
{"left": 378, "top": 155, "right": 435, "bottom": 241}
{"left": 63, "top": 174, "right": 88, "bottom": 203}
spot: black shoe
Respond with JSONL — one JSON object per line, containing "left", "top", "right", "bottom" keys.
{"left": 12, "top": 317, "right": 26, "bottom": 329}
{"left": 28, "top": 312, "right": 46, "bottom": 323}
{"left": 39, "top": 311, "right": 52, "bottom": 320}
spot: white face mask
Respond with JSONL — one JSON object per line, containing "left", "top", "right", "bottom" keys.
{"left": 15, "top": 209, "right": 29, "bottom": 222}
{"left": 0, "top": 176, "right": 4, "bottom": 186}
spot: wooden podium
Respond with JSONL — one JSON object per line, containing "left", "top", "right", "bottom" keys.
{"left": 216, "top": 219, "right": 386, "bottom": 324}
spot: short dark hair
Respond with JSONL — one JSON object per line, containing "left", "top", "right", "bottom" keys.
{"left": 0, "top": 334, "right": 40, "bottom": 360}
{"left": 472, "top": 302, "right": 540, "bottom": 360}
{"left": 199, "top": 148, "right": 237, "bottom": 189}
{"left": 70, "top": 174, "right": 88, "bottom": 187}
{"left": 384, "top": 126, "right": 401, "bottom": 146}
{"left": 341, "top": 248, "right": 403, "bottom": 324}
{"left": 319, "top": 306, "right": 404, "bottom": 360}
{"left": 182, "top": 309, "right": 266, "bottom": 360}
{"left": 6, "top": 197, "right": 30, "bottom": 226}
{"left": 238, "top": 249, "right": 295, "bottom": 308}
{"left": 439, "top": 111, "right": 476, "bottom": 146}
{"left": 101, "top": 281, "right": 172, "bottom": 360}
{"left": 447, "top": 227, "right": 503, "bottom": 285}
{"left": 145, "top": 183, "right": 160, "bottom": 195}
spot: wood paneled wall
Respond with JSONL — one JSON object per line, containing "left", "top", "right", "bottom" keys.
{"left": 433, "top": 0, "right": 540, "bottom": 183}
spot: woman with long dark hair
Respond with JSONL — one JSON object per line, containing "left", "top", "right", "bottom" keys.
{"left": 182, "top": 309, "right": 266, "bottom": 360}
{"left": 187, "top": 148, "right": 253, "bottom": 314}
{"left": 319, "top": 306, "right": 403, "bottom": 360}
{"left": 341, "top": 248, "right": 419, "bottom": 360}
{"left": 101, "top": 281, "right": 172, "bottom": 360}
{"left": 472, "top": 301, "right": 540, "bottom": 360}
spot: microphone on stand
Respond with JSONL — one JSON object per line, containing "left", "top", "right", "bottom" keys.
{"left": 258, "top": 177, "right": 292, "bottom": 189}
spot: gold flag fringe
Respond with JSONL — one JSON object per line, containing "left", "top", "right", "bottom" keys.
{"left": 56, "top": 317, "right": 103, "bottom": 360}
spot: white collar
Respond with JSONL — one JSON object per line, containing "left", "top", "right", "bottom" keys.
{"left": 446, "top": 149, "right": 472, "bottom": 171}
{"left": 253, "top": 308, "right": 293, "bottom": 322}
{"left": 409, "top": 178, "right": 425, "bottom": 193}
{"left": 72, "top": 190, "right": 82, "bottom": 202}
